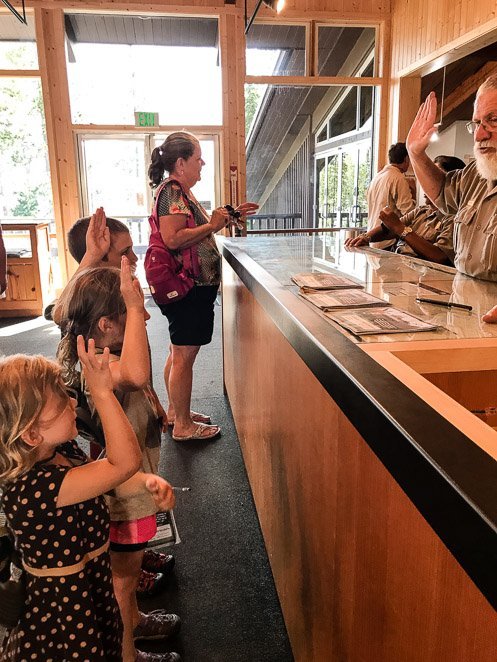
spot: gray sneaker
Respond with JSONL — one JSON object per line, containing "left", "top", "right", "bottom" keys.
{"left": 134, "top": 610, "right": 181, "bottom": 641}
{"left": 135, "top": 651, "right": 181, "bottom": 662}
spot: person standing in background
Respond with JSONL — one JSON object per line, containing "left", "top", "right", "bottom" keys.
{"left": 366, "top": 142, "right": 416, "bottom": 249}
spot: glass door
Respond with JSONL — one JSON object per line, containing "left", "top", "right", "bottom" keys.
{"left": 77, "top": 133, "right": 220, "bottom": 286}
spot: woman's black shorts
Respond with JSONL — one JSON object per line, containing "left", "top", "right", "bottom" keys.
{"left": 158, "top": 284, "right": 219, "bottom": 346}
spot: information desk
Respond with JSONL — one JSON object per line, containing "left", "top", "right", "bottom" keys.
{"left": 220, "top": 234, "right": 497, "bottom": 662}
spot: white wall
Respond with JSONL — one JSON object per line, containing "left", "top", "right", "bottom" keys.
{"left": 426, "top": 121, "right": 474, "bottom": 165}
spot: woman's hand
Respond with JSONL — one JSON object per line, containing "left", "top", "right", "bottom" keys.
{"left": 210, "top": 207, "right": 230, "bottom": 232}
{"left": 85, "top": 207, "right": 110, "bottom": 262}
{"left": 77, "top": 336, "right": 113, "bottom": 400}
{"left": 406, "top": 92, "right": 438, "bottom": 157}
{"left": 120, "top": 256, "right": 145, "bottom": 312}
{"left": 235, "top": 202, "right": 259, "bottom": 216}
{"left": 145, "top": 475, "right": 176, "bottom": 511}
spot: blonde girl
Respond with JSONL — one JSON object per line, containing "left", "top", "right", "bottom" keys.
{"left": 0, "top": 337, "right": 140, "bottom": 661}
{"left": 57, "top": 258, "right": 179, "bottom": 662}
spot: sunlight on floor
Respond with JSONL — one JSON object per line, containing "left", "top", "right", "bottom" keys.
{"left": 0, "top": 316, "right": 54, "bottom": 337}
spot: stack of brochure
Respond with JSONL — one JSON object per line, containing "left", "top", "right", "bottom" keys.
{"left": 325, "top": 307, "right": 438, "bottom": 336}
{"left": 291, "top": 272, "right": 362, "bottom": 290}
{"left": 291, "top": 271, "right": 438, "bottom": 335}
{"left": 298, "top": 289, "right": 386, "bottom": 310}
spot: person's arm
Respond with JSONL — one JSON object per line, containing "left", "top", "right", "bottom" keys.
{"left": 379, "top": 208, "right": 450, "bottom": 264}
{"left": 0, "top": 226, "right": 6, "bottom": 295}
{"left": 345, "top": 224, "right": 394, "bottom": 247}
{"left": 56, "top": 336, "right": 141, "bottom": 508}
{"left": 483, "top": 306, "right": 497, "bottom": 323}
{"left": 159, "top": 206, "right": 229, "bottom": 250}
{"left": 52, "top": 208, "right": 111, "bottom": 324}
{"left": 110, "top": 472, "right": 175, "bottom": 511}
{"left": 406, "top": 92, "right": 446, "bottom": 202}
{"left": 109, "top": 257, "right": 150, "bottom": 391}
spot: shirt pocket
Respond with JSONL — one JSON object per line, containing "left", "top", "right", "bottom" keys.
{"left": 481, "top": 214, "right": 497, "bottom": 273}
{"left": 453, "top": 205, "right": 477, "bottom": 250}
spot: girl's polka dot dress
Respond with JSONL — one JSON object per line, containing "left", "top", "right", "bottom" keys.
{"left": 1, "top": 440, "right": 122, "bottom": 661}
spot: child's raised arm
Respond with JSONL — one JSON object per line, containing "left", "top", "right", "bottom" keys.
{"left": 56, "top": 336, "right": 142, "bottom": 508}
{"left": 109, "top": 255, "right": 150, "bottom": 391}
{"left": 52, "top": 208, "right": 110, "bottom": 325}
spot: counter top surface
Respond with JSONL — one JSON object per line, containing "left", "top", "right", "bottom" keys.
{"left": 222, "top": 235, "right": 497, "bottom": 343}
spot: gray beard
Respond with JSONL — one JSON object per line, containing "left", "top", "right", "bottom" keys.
{"left": 474, "top": 147, "right": 497, "bottom": 180}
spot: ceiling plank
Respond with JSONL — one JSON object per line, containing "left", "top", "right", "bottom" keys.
{"left": 439, "top": 61, "right": 497, "bottom": 119}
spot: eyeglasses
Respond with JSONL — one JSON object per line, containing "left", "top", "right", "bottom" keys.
{"left": 466, "top": 117, "right": 497, "bottom": 134}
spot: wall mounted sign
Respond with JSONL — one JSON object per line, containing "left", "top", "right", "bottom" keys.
{"left": 134, "top": 112, "right": 159, "bottom": 128}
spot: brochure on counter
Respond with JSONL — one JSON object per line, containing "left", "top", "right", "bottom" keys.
{"left": 291, "top": 272, "right": 362, "bottom": 290}
{"left": 325, "top": 307, "right": 438, "bottom": 336}
{"left": 299, "top": 288, "right": 388, "bottom": 310}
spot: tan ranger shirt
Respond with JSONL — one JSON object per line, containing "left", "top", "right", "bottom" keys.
{"left": 395, "top": 205, "right": 455, "bottom": 263}
{"left": 435, "top": 160, "right": 497, "bottom": 281}
{"left": 367, "top": 164, "right": 415, "bottom": 250}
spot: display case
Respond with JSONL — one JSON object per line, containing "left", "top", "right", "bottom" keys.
{"left": 0, "top": 220, "right": 54, "bottom": 317}
{"left": 220, "top": 234, "right": 497, "bottom": 662}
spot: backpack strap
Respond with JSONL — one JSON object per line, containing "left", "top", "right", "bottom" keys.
{"left": 151, "top": 178, "right": 201, "bottom": 278}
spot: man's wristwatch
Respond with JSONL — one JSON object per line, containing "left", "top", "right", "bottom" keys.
{"left": 399, "top": 225, "right": 413, "bottom": 239}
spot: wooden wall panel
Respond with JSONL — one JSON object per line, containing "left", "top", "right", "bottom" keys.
{"left": 27, "top": 0, "right": 389, "bottom": 14}
{"left": 223, "top": 258, "right": 497, "bottom": 662}
{"left": 391, "top": 0, "right": 497, "bottom": 77}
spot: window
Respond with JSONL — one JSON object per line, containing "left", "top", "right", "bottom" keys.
{"left": 317, "top": 25, "right": 375, "bottom": 77}
{"left": 0, "top": 14, "right": 38, "bottom": 69}
{"left": 246, "top": 24, "right": 306, "bottom": 76}
{"left": 0, "top": 78, "right": 53, "bottom": 221}
{"left": 66, "top": 14, "right": 222, "bottom": 125}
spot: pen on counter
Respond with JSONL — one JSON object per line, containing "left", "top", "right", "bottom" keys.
{"left": 415, "top": 297, "right": 473, "bottom": 311}
{"left": 173, "top": 486, "right": 191, "bottom": 492}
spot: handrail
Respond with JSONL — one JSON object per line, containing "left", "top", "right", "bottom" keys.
{"left": 246, "top": 227, "right": 365, "bottom": 235}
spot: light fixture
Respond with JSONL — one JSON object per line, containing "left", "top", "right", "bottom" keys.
{"left": 1, "top": 0, "right": 27, "bottom": 25}
{"left": 431, "top": 66, "right": 446, "bottom": 142}
{"left": 245, "top": 0, "right": 285, "bottom": 35}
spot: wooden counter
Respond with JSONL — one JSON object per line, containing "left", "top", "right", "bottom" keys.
{"left": 220, "top": 235, "right": 497, "bottom": 662}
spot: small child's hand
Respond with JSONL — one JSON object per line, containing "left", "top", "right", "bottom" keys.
{"left": 145, "top": 476, "right": 175, "bottom": 511}
{"left": 120, "top": 256, "right": 145, "bottom": 312}
{"left": 77, "top": 336, "right": 113, "bottom": 399}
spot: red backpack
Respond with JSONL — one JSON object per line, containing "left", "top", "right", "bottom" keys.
{"left": 145, "top": 178, "right": 200, "bottom": 305}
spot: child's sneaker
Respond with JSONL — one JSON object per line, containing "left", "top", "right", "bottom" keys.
{"left": 136, "top": 652, "right": 181, "bottom": 661}
{"left": 134, "top": 610, "right": 181, "bottom": 641}
{"left": 142, "top": 549, "right": 175, "bottom": 575}
{"left": 136, "top": 569, "right": 168, "bottom": 598}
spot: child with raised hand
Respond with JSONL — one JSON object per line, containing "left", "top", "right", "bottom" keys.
{"left": 56, "top": 257, "right": 180, "bottom": 662}
{"left": 54, "top": 208, "right": 175, "bottom": 600}
{"left": 0, "top": 336, "right": 143, "bottom": 660}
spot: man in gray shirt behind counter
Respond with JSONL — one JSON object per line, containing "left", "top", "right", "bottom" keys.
{"left": 406, "top": 73, "right": 497, "bottom": 322}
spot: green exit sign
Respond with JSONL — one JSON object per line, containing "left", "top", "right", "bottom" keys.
{"left": 134, "top": 111, "right": 159, "bottom": 128}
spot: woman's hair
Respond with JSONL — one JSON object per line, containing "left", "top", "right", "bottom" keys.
{"left": 56, "top": 267, "right": 125, "bottom": 387}
{"left": 148, "top": 131, "right": 199, "bottom": 187}
{"left": 0, "top": 355, "right": 69, "bottom": 483}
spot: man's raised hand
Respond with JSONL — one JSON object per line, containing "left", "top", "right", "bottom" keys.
{"left": 406, "top": 92, "right": 438, "bottom": 157}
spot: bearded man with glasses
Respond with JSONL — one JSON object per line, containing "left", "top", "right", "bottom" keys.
{"left": 407, "top": 74, "right": 497, "bottom": 321}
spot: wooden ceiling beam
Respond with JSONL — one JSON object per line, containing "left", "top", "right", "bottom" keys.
{"left": 438, "top": 61, "right": 497, "bottom": 119}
